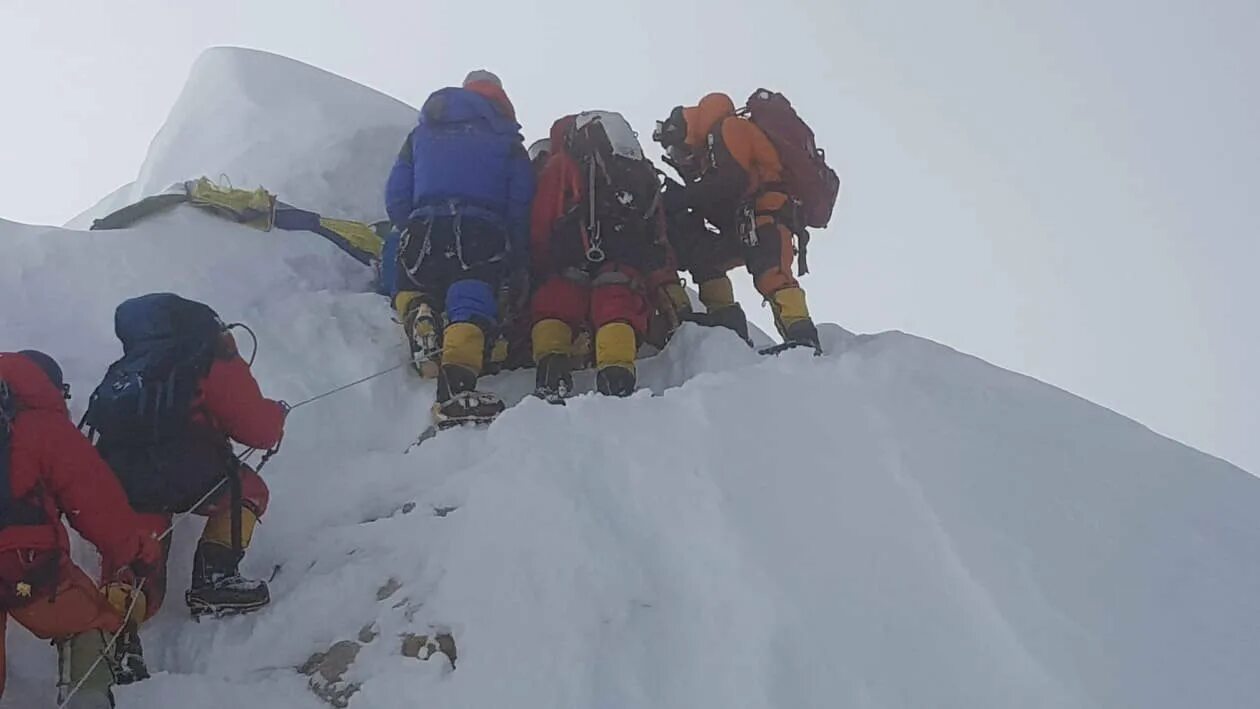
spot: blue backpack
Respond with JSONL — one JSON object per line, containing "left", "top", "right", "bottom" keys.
{"left": 85, "top": 294, "right": 224, "bottom": 445}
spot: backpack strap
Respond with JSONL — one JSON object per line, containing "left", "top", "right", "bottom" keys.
{"left": 0, "top": 381, "right": 15, "bottom": 528}
{"left": 0, "top": 382, "right": 50, "bottom": 530}
{"left": 704, "top": 119, "right": 728, "bottom": 174}
{"left": 700, "top": 118, "right": 770, "bottom": 207}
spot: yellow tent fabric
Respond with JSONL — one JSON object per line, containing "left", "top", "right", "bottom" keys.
{"left": 90, "top": 176, "right": 383, "bottom": 266}
{"left": 319, "top": 218, "right": 384, "bottom": 259}
{"left": 185, "top": 177, "right": 276, "bottom": 230}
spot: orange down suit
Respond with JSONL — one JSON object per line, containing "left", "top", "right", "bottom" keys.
{"left": 674, "top": 93, "right": 799, "bottom": 297}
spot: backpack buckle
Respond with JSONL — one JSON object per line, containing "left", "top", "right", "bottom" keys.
{"left": 584, "top": 222, "right": 606, "bottom": 264}
{"left": 737, "top": 203, "right": 759, "bottom": 248}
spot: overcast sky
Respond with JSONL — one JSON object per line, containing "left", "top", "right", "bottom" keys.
{"left": 2, "top": 0, "right": 1256, "bottom": 472}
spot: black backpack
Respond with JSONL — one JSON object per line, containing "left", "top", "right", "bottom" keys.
{"left": 84, "top": 293, "right": 233, "bottom": 512}
{"left": 0, "top": 380, "right": 17, "bottom": 529}
{"left": 0, "top": 377, "right": 49, "bottom": 532}
{"left": 564, "top": 111, "right": 663, "bottom": 263}
{"left": 0, "top": 377, "right": 62, "bottom": 607}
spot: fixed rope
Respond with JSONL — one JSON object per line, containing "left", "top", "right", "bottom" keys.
{"left": 286, "top": 362, "right": 409, "bottom": 411}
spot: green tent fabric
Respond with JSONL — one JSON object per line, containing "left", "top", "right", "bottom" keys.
{"left": 90, "top": 192, "right": 189, "bottom": 230}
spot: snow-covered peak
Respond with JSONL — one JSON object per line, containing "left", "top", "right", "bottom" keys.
{"left": 68, "top": 47, "right": 417, "bottom": 227}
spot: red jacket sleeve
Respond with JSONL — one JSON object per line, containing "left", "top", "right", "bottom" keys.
{"left": 530, "top": 154, "right": 585, "bottom": 278}
{"left": 40, "top": 415, "right": 146, "bottom": 562}
{"left": 201, "top": 355, "right": 286, "bottom": 450}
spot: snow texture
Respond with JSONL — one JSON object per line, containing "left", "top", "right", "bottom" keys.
{"left": 5, "top": 47, "right": 1259, "bottom": 709}
{"left": 66, "top": 47, "right": 418, "bottom": 228}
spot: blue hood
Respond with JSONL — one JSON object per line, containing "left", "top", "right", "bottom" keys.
{"left": 419, "top": 87, "right": 520, "bottom": 135}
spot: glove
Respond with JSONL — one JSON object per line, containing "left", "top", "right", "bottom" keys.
{"left": 661, "top": 180, "right": 689, "bottom": 214}
{"left": 653, "top": 106, "right": 688, "bottom": 149}
{"left": 123, "top": 532, "right": 162, "bottom": 581}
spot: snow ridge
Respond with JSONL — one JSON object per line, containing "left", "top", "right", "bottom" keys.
{"left": 5, "top": 47, "right": 1258, "bottom": 709}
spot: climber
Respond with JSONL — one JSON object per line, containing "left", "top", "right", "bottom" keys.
{"left": 385, "top": 70, "right": 535, "bottom": 425}
{"left": 530, "top": 112, "right": 690, "bottom": 400}
{"left": 0, "top": 350, "right": 160, "bottom": 708}
{"left": 83, "top": 294, "right": 286, "bottom": 683}
{"left": 654, "top": 91, "right": 838, "bottom": 352}
{"left": 528, "top": 137, "right": 552, "bottom": 173}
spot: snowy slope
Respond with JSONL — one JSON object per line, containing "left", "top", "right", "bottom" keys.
{"left": 66, "top": 47, "right": 417, "bottom": 228}
{"left": 5, "top": 48, "right": 1260, "bottom": 709}
{"left": 3, "top": 211, "right": 1259, "bottom": 709}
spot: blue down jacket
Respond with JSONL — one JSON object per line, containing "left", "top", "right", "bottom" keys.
{"left": 385, "top": 87, "right": 534, "bottom": 263}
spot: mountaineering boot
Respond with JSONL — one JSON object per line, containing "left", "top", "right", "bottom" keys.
{"left": 659, "top": 281, "right": 693, "bottom": 322}
{"left": 534, "top": 353, "right": 573, "bottom": 404}
{"left": 401, "top": 296, "right": 443, "bottom": 378}
{"left": 111, "top": 625, "right": 150, "bottom": 686}
{"left": 532, "top": 319, "right": 574, "bottom": 404}
{"left": 711, "top": 304, "right": 752, "bottom": 345}
{"left": 57, "top": 631, "right": 116, "bottom": 708}
{"left": 782, "top": 318, "right": 821, "bottom": 351}
{"left": 646, "top": 281, "right": 693, "bottom": 348}
{"left": 102, "top": 582, "right": 150, "bottom": 685}
{"left": 101, "top": 582, "right": 150, "bottom": 685}
{"left": 439, "top": 322, "right": 485, "bottom": 394}
{"left": 768, "top": 286, "right": 821, "bottom": 354}
{"left": 186, "top": 540, "right": 270, "bottom": 618}
{"left": 436, "top": 362, "right": 477, "bottom": 403}
{"left": 433, "top": 390, "right": 506, "bottom": 428}
{"left": 697, "top": 275, "right": 736, "bottom": 313}
{"left": 434, "top": 322, "right": 503, "bottom": 424}
{"left": 690, "top": 275, "right": 753, "bottom": 345}
{"left": 684, "top": 304, "right": 752, "bottom": 345}
{"left": 432, "top": 392, "right": 506, "bottom": 428}
{"left": 596, "top": 366, "right": 636, "bottom": 397}
{"left": 433, "top": 363, "right": 504, "bottom": 427}
{"left": 595, "top": 322, "right": 638, "bottom": 397}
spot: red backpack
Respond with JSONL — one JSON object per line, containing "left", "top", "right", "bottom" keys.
{"left": 744, "top": 89, "right": 840, "bottom": 230}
